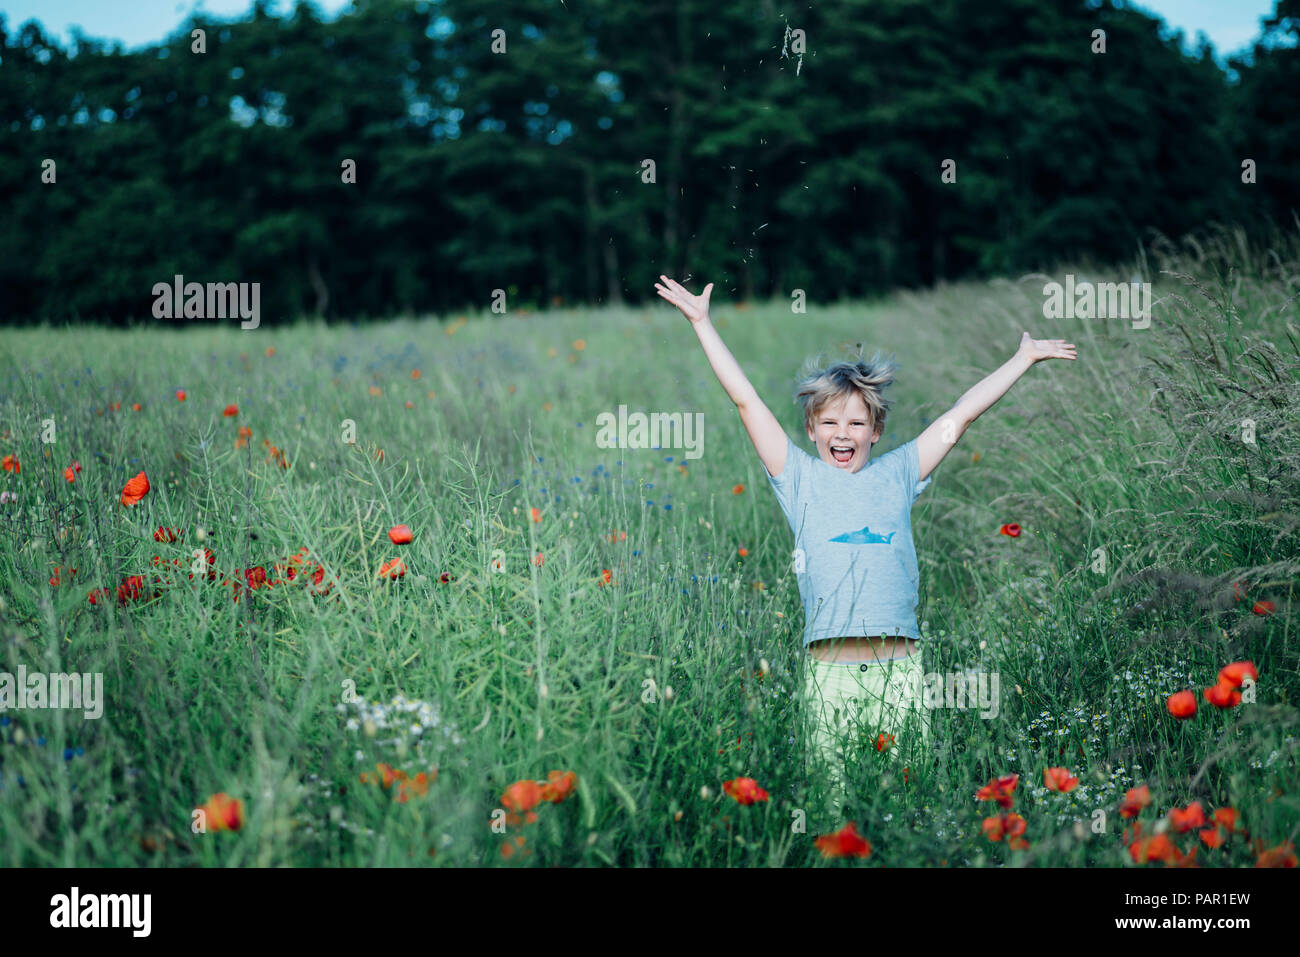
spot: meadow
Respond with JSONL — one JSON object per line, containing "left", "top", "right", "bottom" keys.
{"left": 0, "top": 224, "right": 1296, "bottom": 866}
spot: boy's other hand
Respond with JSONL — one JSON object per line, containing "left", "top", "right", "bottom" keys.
{"left": 1016, "top": 331, "right": 1077, "bottom": 363}
{"left": 655, "top": 275, "right": 714, "bottom": 325}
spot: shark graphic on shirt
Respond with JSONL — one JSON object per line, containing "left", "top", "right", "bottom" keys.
{"left": 829, "top": 525, "right": 896, "bottom": 545}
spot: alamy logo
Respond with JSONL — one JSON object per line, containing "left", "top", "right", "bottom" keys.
{"left": 1042, "top": 275, "right": 1151, "bottom": 329}
{"left": 594, "top": 404, "right": 704, "bottom": 460}
{"left": 884, "top": 669, "right": 1001, "bottom": 719}
{"left": 50, "top": 887, "right": 151, "bottom": 937}
{"left": 0, "top": 667, "right": 104, "bottom": 719}
{"left": 151, "top": 274, "right": 260, "bottom": 329}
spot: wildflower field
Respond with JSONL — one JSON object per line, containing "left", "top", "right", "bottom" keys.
{"left": 1, "top": 226, "right": 1297, "bottom": 867}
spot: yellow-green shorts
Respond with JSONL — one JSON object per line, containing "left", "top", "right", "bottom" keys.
{"left": 802, "top": 650, "right": 931, "bottom": 808}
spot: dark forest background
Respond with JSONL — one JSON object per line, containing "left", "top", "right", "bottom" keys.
{"left": 1, "top": 0, "right": 1298, "bottom": 324}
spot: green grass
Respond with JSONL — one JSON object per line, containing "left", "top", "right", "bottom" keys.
{"left": 1, "top": 223, "right": 1297, "bottom": 866}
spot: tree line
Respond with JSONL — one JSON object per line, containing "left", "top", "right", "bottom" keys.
{"left": 1, "top": 0, "right": 1297, "bottom": 324}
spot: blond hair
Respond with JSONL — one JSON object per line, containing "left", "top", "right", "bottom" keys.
{"left": 793, "top": 346, "right": 899, "bottom": 438}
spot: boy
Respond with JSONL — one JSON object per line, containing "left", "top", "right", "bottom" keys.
{"left": 655, "top": 275, "right": 1076, "bottom": 816}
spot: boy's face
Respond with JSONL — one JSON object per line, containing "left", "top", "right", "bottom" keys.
{"left": 807, "top": 392, "right": 882, "bottom": 473}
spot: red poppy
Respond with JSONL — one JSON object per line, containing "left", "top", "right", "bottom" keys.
{"left": 532, "top": 552, "right": 544, "bottom": 566}
{"left": 388, "top": 524, "right": 413, "bottom": 545}
{"left": 598, "top": 568, "right": 612, "bottom": 586}
{"left": 981, "top": 813, "right": 1029, "bottom": 850}
{"left": 131, "top": 402, "right": 142, "bottom": 411}
{"left": 1, "top": 454, "right": 19, "bottom": 474}
{"left": 874, "top": 733, "right": 895, "bottom": 753}
{"left": 379, "top": 557, "right": 406, "bottom": 579}
{"left": 1204, "top": 681, "right": 1241, "bottom": 709}
{"left": 1199, "top": 828, "right": 1226, "bottom": 849}
{"left": 976, "top": 773, "right": 1019, "bottom": 809}
{"left": 439, "top": 572, "right": 454, "bottom": 584}
{"left": 223, "top": 404, "right": 238, "bottom": 417}
{"left": 1129, "top": 834, "right": 1181, "bottom": 865}
{"left": 120, "top": 471, "right": 150, "bottom": 506}
{"left": 999, "top": 523, "right": 1021, "bottom": 537}
{"left": 220, "top": 576, "right": 242, "bottom": 603}
{"left": 502, "top": 779, "right": 543, "bottom": 825}
{"left": 1256, "top": 842, "right": 1297, "bottom": 868}
{"left": 176, "top": 390, "right": 186, "bottom": 402}
{"left": 815, "top": 821, "right": 873, "bottom": 859}
{"left": 530, "top": 507, "right": 542, "bottom": 523}
{"left": 396, "top": 771, "right": 433, "bottom": 803}
{"left": 48, "top": 566, "right": 76, "bottom": 586}
{"left": 1169, "top": 802, "right": 1207, "bottom": 833}
{"left": 244, "top": 566, "right": 268, "bottom": 589}
{"left": 376, "top": 763, "right": 407, "bottom": 789}
{"left": 722, "top": 777, "right": 770, "bottom": 805}
{"left": 153, "top": 527, "right": 181, "bottom": 543}
{"left": 1213, "top": 807, "right": 1240, "bottom": 833}
{"left": 1043, "top": 767, "right": 1079, "bottom": 792}
{"left": 87, "top": 587, "right": 110, "bottom": 605}
{"left": 1119, "top": 785, "right": 1151, "bottom": 819}
{"left": 539, "top": 770, "right": 577, "bottom": 803}
{"left": 1168, "top": 846, "right": 1200, "bottom": 869}
{"left": 264, "top": 444, "right": 289, "bottom": 470}
{"left": 1166, "top": 690, "right": 1197, "bottom": 719}
{"left": 116, "top": 575, "right": 147, "bottom": 605}
{"left": 1218, "top": 661, "right": 1257, "bottom": 687}
{"left": 200, "top": 792, "right": 244, "bottom": 832}
{"left": 733, "top": 484, "right": 745, "bottom": 495}
{"left": 1252, "top": 600, "right": 1275, "bottom": 616}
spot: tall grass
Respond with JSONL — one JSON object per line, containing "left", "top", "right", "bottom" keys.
{"left": 0, "top": 223, "right": 1295, "bottom": 866}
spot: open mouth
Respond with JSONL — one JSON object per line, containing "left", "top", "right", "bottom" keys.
{"left": 830, "top": 445, "right": 854, "bottom": 464}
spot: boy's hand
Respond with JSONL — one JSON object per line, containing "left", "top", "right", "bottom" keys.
{"left": 1016, "top": 331, "right": 1077, "bottom": 363}
{"left": 655, "top": 275, "right": 714, "bottom": 325}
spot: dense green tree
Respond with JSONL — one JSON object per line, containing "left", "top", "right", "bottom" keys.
{"left": 0, "top": 0, "right": 1294, "bottom": 324}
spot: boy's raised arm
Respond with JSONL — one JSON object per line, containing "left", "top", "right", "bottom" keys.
{"left": 913, "top": 331, "right": 1077, "bottom": 481}
{"left": 655, "top": 276, "right": 788, "bottom": 478}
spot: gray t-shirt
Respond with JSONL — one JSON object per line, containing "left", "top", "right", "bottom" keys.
{"left": 765, "top": 433, "right": 931, "bottom": 647}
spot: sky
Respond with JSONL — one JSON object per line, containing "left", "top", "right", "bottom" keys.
{"left": 0, "top": 0, "right": 1285, "bottom": 64}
